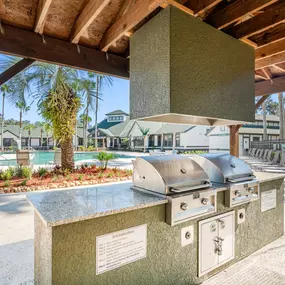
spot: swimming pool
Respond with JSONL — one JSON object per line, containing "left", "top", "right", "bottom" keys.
{"left": 0, "top": 151, "right": 135, "bottom": 166}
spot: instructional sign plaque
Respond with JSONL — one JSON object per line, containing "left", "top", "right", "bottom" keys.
{"left": 261, "top": 189, "right": 276, "bottom": 212}
{"left": 96, "top": 224, "right": 147, "bottom": 275}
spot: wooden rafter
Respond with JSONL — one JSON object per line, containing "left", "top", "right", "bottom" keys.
{"left": 166, "top": 0, "right": 194, "bottom": 16}
{"left": 70, "top": 0, "right": 111, "bottom": 44}
{"left": 0, "top": 58, "right": 35, "bottom": 85}
{"left": 256, "top": 50, "right": 285, "bottom": 69}
{"left": 255, "top": 38, "right": 285, "bottom": 60}
{"left": 99, "top": 0, "right": 165, "bottom": 51}
{"left": 255, "top": 69, "right": 269, "bottom": 80}
{"left": 274, "top": 63, "right": 285, "bottom": 72}
{"left": 34, "top": 0, "right": 53, "bottom": 34}
{"left": 206, "top": 0, "right": 277, "bottom": 30}
{"left": 249, "top": 22, "right": 285, "bottom": 47}
{"left": 262, "top": 67, "right": 272, "bottom": 80}
{"left": 225, "top": 2, "right": 285, "bottom": 39}
{"left": 185, "top": 0, "right": 222, "bottom": 15}
{"left": 255, "top": 75, "right": 285, "bottom": 96}
{"left": 0, "top": 24, "right": 129, "bottom": 79}
{"left": 255, "top": 95, "right": 269, "bottom": 109}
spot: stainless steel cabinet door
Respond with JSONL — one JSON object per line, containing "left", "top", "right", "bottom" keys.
{"left": 217, "top": 214, "right": 235, "bottom": 264}
{"left": 199, "top": 220, "right": 219, "bottom": 276}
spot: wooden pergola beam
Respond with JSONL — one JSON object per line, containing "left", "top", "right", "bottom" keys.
{"left": 255, "top": 75, "right": 285, "bottom": 96}
{"left": 255, "top": 50, "right": 285, "bottom": 69}
{"left": 255, "top": 95, "right": 269, "bottom": 109}
{"left": 70, "top": 0, "right": 112, "bottom": 44}
{"left": 0, "top": 24, "right": 129, "bottom": 79}
{"left": 250, "top": 22, "right": 285, "bottom": 47}
{"left": 0, "top": 58, "right": 35, "bottom": 85}
{"left": 34, "top": 0, "right": 53, "bottom": 34}
{"left": 185, "top": 0, "right": 222, "bottom": 15}
{"left": 255, "top": 38, "right": 285, "bottom": 60}
{"left": 206, "top": 0, "right": 277, "bottom": 30}
{"left": 99, "top": 0, "right": 165, "bottom": 52}
{"left": 225, "top": 2, "right": 285, "bottom": 39}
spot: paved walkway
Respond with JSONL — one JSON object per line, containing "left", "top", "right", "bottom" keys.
{"left": 0, "top": 191, "right": 284, "bottom": 285}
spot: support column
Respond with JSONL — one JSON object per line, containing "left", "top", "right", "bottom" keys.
{"left": 230, "top": 125, "right": 241, "bottom": 157}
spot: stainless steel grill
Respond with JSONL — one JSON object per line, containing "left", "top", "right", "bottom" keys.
{"left": 132, "top": 155, "right": 212, "bottom": 195}
{"left": 192, "top": 154, "right": 260, "bottom": 207}
{"left": 132, "top": 155, "right": 217, "bottom": 226}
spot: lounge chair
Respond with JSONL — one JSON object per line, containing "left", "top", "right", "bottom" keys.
{"left": 262, "top": 149, "right": 269, "bottom": 161}
{"left": 16, "top": 150, "right": 32, "bottom": 166}
{"left": 258, "top": 149, "right": 264, "bottom": 159}
{"left": 266, "top": 150, "right": 273, "bottom": 162}
{"left": 271, "top": 151, "right": 280, "bottom": 165}
{"left": 280, "top": 151, "right": 285, "bottom": 166}
{"left": 250, "top": 148, "right": 257, "bottom": 157}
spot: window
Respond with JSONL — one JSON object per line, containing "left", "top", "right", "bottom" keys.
{"left": 175, "top": 134, "right": 180, "bottom": 147}
{"left": 163, "top": 134, "right": 173, "bottom": 147}
{"left": 220, "top": 126, "right": 225, "bottom": 132}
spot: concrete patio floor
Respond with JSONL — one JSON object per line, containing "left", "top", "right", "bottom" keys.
{"left": 0, "top": 190, "right": 284, "bottom": 285}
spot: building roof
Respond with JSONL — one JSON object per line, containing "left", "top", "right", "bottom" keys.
{"left": 105, "top": 110, "right": 129, "bottom": 116}
{"left": 255, "top": 114, "right": 279, "bottom": 122}
{"left": 2, "top": 125, "right": 86, "bottom": 138}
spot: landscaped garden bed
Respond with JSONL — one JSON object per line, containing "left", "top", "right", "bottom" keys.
{"left": 0, "top": 164, "right": 132, "bottom": 194}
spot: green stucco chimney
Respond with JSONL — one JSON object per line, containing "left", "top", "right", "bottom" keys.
{"left": 130, "top": 6, "right": 255, "bottom": 126}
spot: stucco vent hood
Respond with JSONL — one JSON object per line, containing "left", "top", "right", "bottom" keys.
{"left": 129, "top": 6, "right": 255, "bottom": 126}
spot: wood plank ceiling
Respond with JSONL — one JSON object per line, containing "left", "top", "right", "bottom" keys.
{"left": 1, "top": 0, "right": 285, "bottom": 95}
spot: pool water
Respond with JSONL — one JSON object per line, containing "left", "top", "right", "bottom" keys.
{"left": 0, "top": 151, "right": 135, "bottom": 166}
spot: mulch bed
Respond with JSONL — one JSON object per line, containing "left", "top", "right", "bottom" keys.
{"left": 0, "top": 165, "right": 132, "bottom": 194}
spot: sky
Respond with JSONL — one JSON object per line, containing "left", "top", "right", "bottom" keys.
{"left": 1, "top": 54, "right": 130, "bottom": 125}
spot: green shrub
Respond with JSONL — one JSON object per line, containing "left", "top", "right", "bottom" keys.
{"left": 21, "top": 179, "right": 27, "bottom": 186}
{"left": 107, "top": 172, "right": 114, "bottom": 178}
{"left": 38, "top": 167, "right": 47, "bottom": 177}
{"left": 16, "top": 166, "right": 32, "bottom": 179}
{"left": 79, "top": 146, "right": 85, "bottom": 151}
{"left": 4, "top": 181, "right": 10, "bottom": 187}
{"left": 125, "top": 169, "right": 133, "bottom": 176}
{"left": 87, "top": 146, "right": 95, "bottom": 151}
{"left": 96, "top": 152, "right": 118, "bottom": 170}
{"left": 183, "top": 150, "right": 207, "bottom": 155}
{"left": 78, "top": 174, "right": 84, "bottom": 181}
{"left": 1, "top": 168, "right": 14, "bottom": 181}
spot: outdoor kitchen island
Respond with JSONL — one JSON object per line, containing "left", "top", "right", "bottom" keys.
{"left": 28, "top": 170, "right": 284, "bottom": 285}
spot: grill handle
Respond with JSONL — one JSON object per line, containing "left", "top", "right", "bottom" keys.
{"left": 170, "top": 181, "right": 211, "bottom": 193}
{"left": 226, "top": 175, "right": 256, "bottom": 183}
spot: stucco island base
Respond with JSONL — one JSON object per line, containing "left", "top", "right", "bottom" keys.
{"left": 30, "top": 175, "right": 284, "bottom": 285}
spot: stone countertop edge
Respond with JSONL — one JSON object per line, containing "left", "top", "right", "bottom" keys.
{"left": 29, "top": 198, "right": 168, "bottom": 228}
{"left": 254, "top": 172, "right": 285, "bottom": 183}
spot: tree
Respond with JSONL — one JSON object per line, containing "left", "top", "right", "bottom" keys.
{"left": 256, "top": 96, "right": 278, "bottom": 115}
{"left": 43, "top": 122, "right": 52, "bottom": 150}
{"left": 80, "top": 113, "right": 92, "bottom": 148}
{"left": 15, "top": 101, "right": 31, "bottom": 149}
{"left": 0, "top": 84, "right": 9, "bottom": 151}
{"left": 278, "top": 93, "right": 284, "bottom": 140}
{"left": 137, "top": 123, "right": 150, "bottom": 153}
{"left": 37, "top": 66, "right": 81, "bottom": 169}
{"left": 37, "top": 122, "right": 45, "bottom": 149}
{"left": 24, "top": 123, "right": 36, "bottom": 148}
{"left": 262, "top": 101, "right": 267, "bottom": 140}
{"left": 87, "top": 73, "right": 113, "bottom": 150}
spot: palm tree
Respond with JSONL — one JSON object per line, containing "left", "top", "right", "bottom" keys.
{"left": 0, "top": 84, "right": 9, "bottom": 151}
{"left": 43, "top": 122, "right": 52, "bottom": 150}
{"left": 137, "top": 123, "right": 150, "bottom": 153}
{"left": 278, "top": 93, "right": 284, "bottom": 140}
{"left": 24, "top": 123, "right": 36, "bottom": 148}
{"left": 80, "top": 113, "right": 92, "bottom": 148}
{"left": 37, "top": 122, "right": 45, "bottom": 149}
{"left": 15, "top": 101, "right": 31, "bottom": 149}
{"left": 87, "top": 73, "right": 113, "bottom": 150}
{"left": 262, "top": 101, "right": 267, "bottom": 140}
{"left": 35, "top": 64, "right": 81, "bottom": 169}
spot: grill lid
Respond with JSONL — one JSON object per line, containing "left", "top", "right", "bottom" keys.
{"left": 132, "top": 155, "right": 211, "bottom": 194}
{"left": 191, "top": 154, "right": 255, "bottom": 184}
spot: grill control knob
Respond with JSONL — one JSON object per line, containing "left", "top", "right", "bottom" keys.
{"left": 180, "top": 202, "right": 188, "bottom": 211}
{"left": 248, "top": 187, "right": 254, "bottom": 194}
{"left": 201, "top": 198, "right": 209, "bottom": 205}
{"left": 235, "top": 190, "right": 241, "bottom": 197}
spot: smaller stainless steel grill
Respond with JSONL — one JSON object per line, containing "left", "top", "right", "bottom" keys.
{"left": 192, "top": 154, "right": 260, "bottom": 207}
{"left": 132, "top": 155, "right": 216, "bottom": 226}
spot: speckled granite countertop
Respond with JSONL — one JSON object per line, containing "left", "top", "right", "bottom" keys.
{"left": 27, "top": 181, "right": 168, "bottom": 227}
{"left": 254, "top": 172, "right": 285, "bottom": 183}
